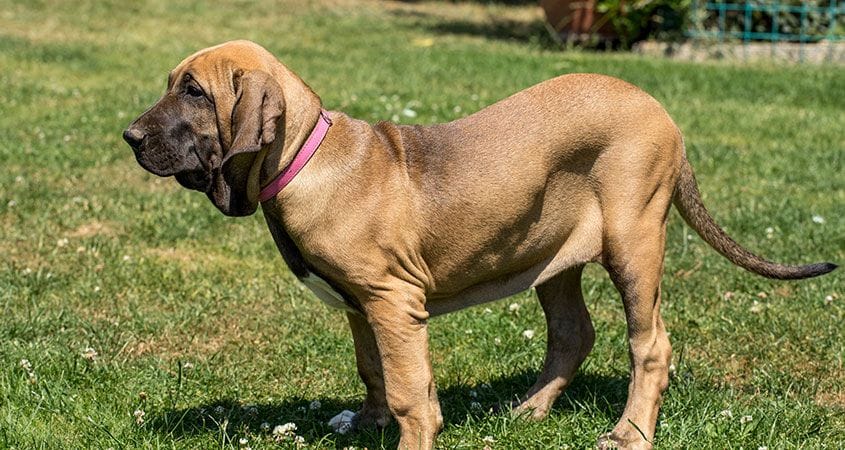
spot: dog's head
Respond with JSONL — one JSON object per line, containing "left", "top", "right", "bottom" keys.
{"left": 123, "top": 40, "right": 315, "bottom": 217}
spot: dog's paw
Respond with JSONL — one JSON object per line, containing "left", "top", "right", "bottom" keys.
{"left": 596, "top": 432, "right": 652, "bottom": 450}
{"left": 511, "top": 398, "right": 552, "bottom": 421}
{"left": 328, "top": 410, "right": 357, "bottom": 434}
{"left": 354, "top": 404, "right": 392, "bottom": 428}
{"left": 596, "top": 433, "right": 620, "bottom": 449}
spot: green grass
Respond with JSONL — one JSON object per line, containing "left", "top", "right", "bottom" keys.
{"left": 1, "top": 0, "right": 843, "bottom": 448}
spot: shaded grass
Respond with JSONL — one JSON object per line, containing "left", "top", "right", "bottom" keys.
{"left": 0, "top": 0, "right": 843, "bottom": 448}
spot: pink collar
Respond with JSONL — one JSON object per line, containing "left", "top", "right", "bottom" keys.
{"left": 258, "top": 109, "right": 332, "bottom": 202}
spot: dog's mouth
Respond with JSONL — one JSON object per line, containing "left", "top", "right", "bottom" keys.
{"left": 128, "top": 134, "right": 253, "bottom": 217}
{"left": 131, "top": 135, "right": 210, "bottom": 178}
{"left": 133, "top": 147, "right": 188, "bottom": 180}
{"left": 174, "top": 169, "right": 211, "bottom": 191}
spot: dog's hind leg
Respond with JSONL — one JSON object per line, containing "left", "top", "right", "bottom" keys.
{"left": 598, "top": 224, "right": 672, "bottom": 450}
{"left": 513, "top": 266, "right": 595, "bottom": 420}
{"left": 347, "top": 312, "right": 392, "bottom": 429}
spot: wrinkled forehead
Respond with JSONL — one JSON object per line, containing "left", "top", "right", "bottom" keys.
{"left": 167, "top": 41, "right": 274, "bottom": 89}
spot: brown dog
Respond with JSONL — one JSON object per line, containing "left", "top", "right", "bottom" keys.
{"left": 123, "top": 40, "right": 835, "bottom": 449}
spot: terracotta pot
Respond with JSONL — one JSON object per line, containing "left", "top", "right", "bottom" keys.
{"left": 541, "top": 0, "right": 618, "bottom": 41}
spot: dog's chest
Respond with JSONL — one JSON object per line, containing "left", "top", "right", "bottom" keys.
{"left": 299, "top": 273, "right": 355, "bottom": 313}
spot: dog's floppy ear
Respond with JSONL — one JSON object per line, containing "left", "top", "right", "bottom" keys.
{"left": 221, "top": 69, "right": 285, "bottom": 192}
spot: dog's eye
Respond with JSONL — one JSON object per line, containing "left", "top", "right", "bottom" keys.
{"left": 186, "top": 84, "right": 205, "bottom": 98}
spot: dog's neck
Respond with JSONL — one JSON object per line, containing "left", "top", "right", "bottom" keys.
{"left": 259, "top": 112, "right": 369, "bottom": 228}
{"left": 257, "top": 109, "right": 331, "bottom": 202}
{"left": 247, "top": 70, "right": 323, "bottom": 203}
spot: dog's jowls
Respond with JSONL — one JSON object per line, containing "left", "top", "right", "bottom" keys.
{"left": 124, "top": 40, "right": 836, "bottom": 450}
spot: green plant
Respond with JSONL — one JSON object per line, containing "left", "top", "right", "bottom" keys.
{"left": 597, "top": 0, "right": 692, "bottom": 47}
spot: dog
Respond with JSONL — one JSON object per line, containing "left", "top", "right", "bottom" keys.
{"left": 123, "top": 40, "right": 836, "bottom": 449}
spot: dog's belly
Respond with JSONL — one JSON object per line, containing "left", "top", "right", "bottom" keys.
{"left": 425, "top": 206, "right": 603, "bottom": 317}
{"left": 299, "top": 273, "right": 356, "bottom": 313}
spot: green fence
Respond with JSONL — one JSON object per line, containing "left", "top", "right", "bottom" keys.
{"left": 687, "top": 0, "right": 845, "bottom": 61}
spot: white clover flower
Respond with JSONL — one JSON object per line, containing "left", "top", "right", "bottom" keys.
{"left": 483, "top": 307, "right": 492, "bottom": 314}
{"left": 19, "top": 359, "right": 32, "bottom": 372}
{"left": 57, "top": 238, "right": 69, "bottom": 247}
{"left": 82, "top": 347, "right": 98, "bottom": 362}
{"left": 482, "top": 435, "right": 495, "bottom": 444}
{"left": 402, "top": 108, "right": 417, "bottom": 118}
{"left": 749, "top": 301, "right": 764, "bottom": 314}
{"left": 133, "top": 409, "right": 145, "bottom": 425}
{"left": 522, "top": 329, "right": 535, "bottom": 339}
{"left": 470, "top": 401, "right": 482, "bottom": 410}
{"left": 493, "top": 337, "right": 502, "bottom": 345}
{"left": 469, "top": 390, "right": 478, "bottom": 398}
{"left": 824, "top": 295, "right": 834, "bottom": 305}
{"left": 238, "top": 437, "right": 248, "bottom": 446}
{"left": 309, "top": 400, "right": 322, "bottom": 410}
{"left": 213, "top": 405, "right": 225, "bottom": 415}
{"left": 719, "top": 409, "right": 733, "bottom": 419}
{"left": 7, "top": 200, "right": 16, "bottom": 207}
{"left": 740, "top": 415, "right": 753, "bottom": 424}
{"left": 812, "top": 215, "right": 825, "bottom": 224}
{"left": 273, "top": 422, "right": 297, "bottom": 439}
{"left": 508, "top": 303, "right": 520, "bottom": 313}
{"left": 260, "top": 422, "right": 270, "bottom": 432}
{"left": 293, "top": 435, "right": 306, "bottom": 447}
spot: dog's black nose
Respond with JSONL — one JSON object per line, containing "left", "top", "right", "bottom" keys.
{"left": 123, "top": 127, "right": 145, "bottom": 148}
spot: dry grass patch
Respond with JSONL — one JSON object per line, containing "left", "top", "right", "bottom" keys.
{"left": 815, "top": 389, "right": 845, "bottom": 409}
{"left": 145, "top": 246, "right": 260, "bottom": 274}
{"left": 384, "top": 0, "right": 544, "bottom": 25}
{"left": 66, "top": 220, "right": 118, "bottom": 238}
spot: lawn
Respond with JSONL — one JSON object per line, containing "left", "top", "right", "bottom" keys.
{"left": 0, "top": 0, "right": 843, "bottom": 448}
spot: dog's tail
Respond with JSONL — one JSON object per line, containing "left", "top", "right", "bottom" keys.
{"left": 673, "top": 157, "right": 837, "bottom": 280}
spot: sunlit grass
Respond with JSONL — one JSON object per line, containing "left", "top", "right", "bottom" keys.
{"left": 0, "top": 0, "right": 842, "bottom": 448}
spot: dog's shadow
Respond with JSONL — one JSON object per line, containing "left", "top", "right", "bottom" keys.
{"left": 147, "top": 371, "right": 627, "bottom": 447}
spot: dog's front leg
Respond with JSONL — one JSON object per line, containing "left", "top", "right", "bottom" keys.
{"left": 347, "top": 312, "right": 392, "bottom": 428}
{"left": 361, "top": 289, "right": 443, "bottom": 450}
